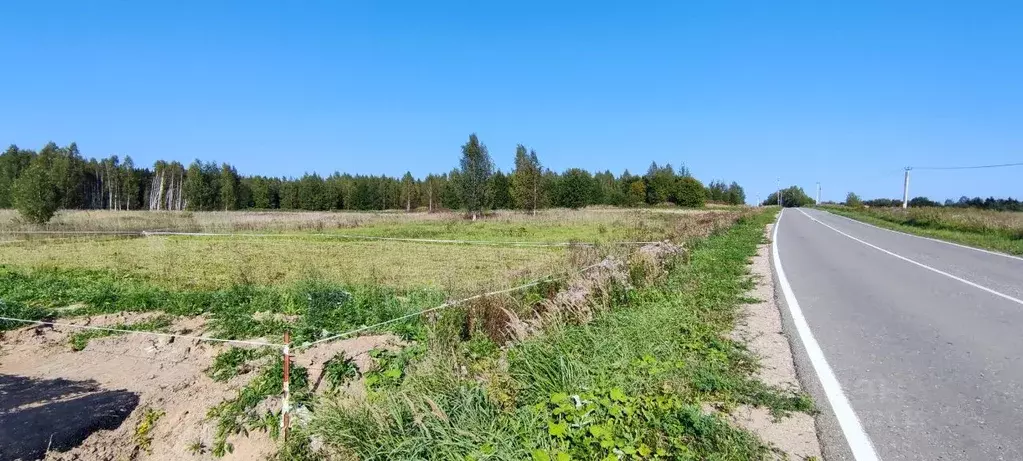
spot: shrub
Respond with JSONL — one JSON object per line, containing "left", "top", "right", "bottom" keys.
{"left": 13, "top": 158, "right": 59, "bottom": 224}
{"left": 845, "top": 192, "right": 863, "bottom": 208}
{"left": 674, "top": 177, "right": 706, "bottom": 208}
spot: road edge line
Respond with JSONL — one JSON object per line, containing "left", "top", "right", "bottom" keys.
{"left": 772, "top": 209, "right": 882, "bottom": 461}
{"left": 798, "top": 209, "right": 1023, "bottom": 307}
{"left": 815, "top": 208, "right": 1023, "bottom": 262}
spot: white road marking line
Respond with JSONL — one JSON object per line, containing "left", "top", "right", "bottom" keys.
{"left": 798, "top": 209, "right": 1023, "bottom": 307}
{"left": 772, "top": 209, "right": 882, "bottom": 461}
{"left": 813, "top": 208, "right": 1023, "bottom": 263}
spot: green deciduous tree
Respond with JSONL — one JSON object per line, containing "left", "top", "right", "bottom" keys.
{"left": 220, "top": 164, "right": 241, "bottom": 210}
{"left": 459, "top": 134, "right": 493, "bottom": 220}
{"left": 845, "top": 192, "right": 863, "bottom": 208}
{"left": 12, "top": 155, "right": 59, "bottom": 223}
{"left": 626, "top": 180, "right": 646, "bottom": 207}
{"left": 644, "top": 162, "right": 675, "bottom": 205}
{"left": 763, "top": 186, "right": 816, "bottom": 208}
{"left": 726, "top": 182, "right": 746, "bottom": 205}
{"left": 400, "top": 172, "right": 416, "bottom": 212}
{"left": 511, "top": 145, "right": 546, "bottom": 215}
{"left": 0, "top": 145, "right": 33, "bottom": 208}
{"left": 183, "top": 160, "right": 221, "bottom": 211}
{"left": 674, "top": 176, "right": 707, "bottom": 208}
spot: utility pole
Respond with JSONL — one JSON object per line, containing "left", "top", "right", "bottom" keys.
{"left": 816, "top": 182, "right": 821, "bottom": 205}
{"left": 777, "top": 178, "right": 782, "bottom": 207}
{"left": 902, "top": 167, "right": 912, "bottom": 208}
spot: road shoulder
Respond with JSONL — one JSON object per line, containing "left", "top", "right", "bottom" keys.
{"left": 729, "top": 222, "right": 823, "bottom": 459}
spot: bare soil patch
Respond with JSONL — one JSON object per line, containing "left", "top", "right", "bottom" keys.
{"left": 728, "top": 223, "right": 822, "bottom": 460}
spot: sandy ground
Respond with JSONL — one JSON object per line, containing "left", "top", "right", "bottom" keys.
{"left": 0, "top": 313, "right": 278, "bottom": 461}
{"left": 729, "top": 224, "right": 823, "bottom": 460}
{"left": 0, "top": 310, "right": 405, "bottom": 461}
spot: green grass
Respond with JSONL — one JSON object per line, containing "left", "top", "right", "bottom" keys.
{"left": 310, "top": 210, "right": 813, "bottom": 460}
{"left": 0, "top": 236, "right": 568, "bottom": 293}
{"left": 822, "top": 205, "right": 1023, "bottom": 255}
{"left": 207, "top": 355, "right": 311, "bottom": 457}
{"left": 0, "top": 266, "right": 448, "bottom": 345}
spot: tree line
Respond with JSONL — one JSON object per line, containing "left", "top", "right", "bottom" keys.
{"left": 761, "top": 186, "right": 816, "bottom": 208}
{"left": 1, "top": 134, "right": 746, "bottom": 223}
{"left": 843, "top": 193, "right": 1023, "bottom": 212}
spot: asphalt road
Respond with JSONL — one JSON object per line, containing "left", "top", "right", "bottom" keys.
{"left": 773, "top": 208, "right": 1023, "bottom": 461}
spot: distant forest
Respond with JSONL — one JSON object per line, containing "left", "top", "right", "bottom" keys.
{"left": 0, "top": 134, "right": 746, "bottom": 222}
{"left": 846, "top": 195, "right": 1023, "bottom": 212}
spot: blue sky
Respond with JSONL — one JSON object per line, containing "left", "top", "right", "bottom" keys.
{"left": 2, "top": 1, "right": 1021, "bottom": 203}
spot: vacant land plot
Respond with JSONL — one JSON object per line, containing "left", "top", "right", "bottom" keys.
{"left": 0, "top": 236, "right": 568, "bottom": 293}
{"left": 0, "top": 207, "right": 817, "bottom": 460}
{"left": 0, "top": 208, "right": 709, "bottom": 242}
{"left": 823, "top": 205, "right": 1023, "bottom": 255}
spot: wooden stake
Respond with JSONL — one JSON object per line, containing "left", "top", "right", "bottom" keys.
{"left": 282, "top": 331, "right": 291, "bottom": 442}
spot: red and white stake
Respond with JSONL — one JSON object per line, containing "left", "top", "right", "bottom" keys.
{"left": 282, "top": 331, "right": 291, "bottom": 442}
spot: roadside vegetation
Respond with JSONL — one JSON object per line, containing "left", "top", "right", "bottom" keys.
{"left": 0, "top": 133, "right": 777, "bottom": 459}
{"left": 300, "top": 209, "right": 814, "bottom": 460}
{"left": 822, "top": 205, "right": 1023, "bottom": 255}
{"left": 0, "top": 207, "right": 819, "bottom": 460}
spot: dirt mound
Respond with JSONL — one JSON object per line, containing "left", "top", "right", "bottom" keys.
{"left": 295, "top": 334, "right": 400, "bottom": 397}
{"left": 0, "top": 316, "right": 273, "bottom": 461}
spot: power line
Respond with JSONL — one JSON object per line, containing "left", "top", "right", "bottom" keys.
{"left": 913, "top": 162, "right": 1023, "bottom": 171}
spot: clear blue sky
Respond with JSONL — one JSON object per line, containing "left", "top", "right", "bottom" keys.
{"left": 2, "top": 1, "right": 1021, "bottom": 203}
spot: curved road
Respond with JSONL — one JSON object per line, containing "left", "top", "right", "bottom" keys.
{"left": 773, "top": 208, "right": 1023, "bottom": 461}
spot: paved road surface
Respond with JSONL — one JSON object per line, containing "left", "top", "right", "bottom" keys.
{"left": 774, "top": 208, "right": 1023, "bottom": 461}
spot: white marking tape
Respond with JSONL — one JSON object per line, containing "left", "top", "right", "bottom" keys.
{"left": 815, "top": 208, "right": 1023, "bottom": 262}
{"left": 297, "top": 261, "right": 608, "bottom": 350}
{"left": 0, "top": 316, "right": 284, "bottom": 348}
{"left": 773, "top": 209, "right": 881, "bottom": 461}
{"left": 798, "top": 209, "right": 1023, "bottom": 307}
{"left": 143, "top": 231, "right": 658, "bottom": 247}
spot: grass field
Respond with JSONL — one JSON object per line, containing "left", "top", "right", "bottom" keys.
{"left": 0, "top": 236, "right": 569, "bottom": 293}
{"left": 0, "top": 206, "right": 816, "bottom": 460}
{"left": 821, "top": 205, "right": 1023, "bottom": 255}
{"left": 0, "top": 208, "right": 717, "bottom": 242}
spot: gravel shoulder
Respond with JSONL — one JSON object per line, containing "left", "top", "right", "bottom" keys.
{"left": 730, "top": 223, "right": 822, "bottom": 460}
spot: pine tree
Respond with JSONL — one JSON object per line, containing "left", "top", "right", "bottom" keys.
{"left": 459, "top": 134, "right": 493, "bottom": 220}
{"left": 121, "top": 156, "right": 139, "bottom": 210}
{"left": 401, "top": 172, "right": 416, "bottom": 212}
{"left": 489, "top": 170, "right": 511, "bottom": 209}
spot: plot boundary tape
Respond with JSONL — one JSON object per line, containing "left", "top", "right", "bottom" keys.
{"left": 0, "top": 316, "right": 284, "bottom": 348}
{"left": 296, "top": 261, "right": 608, "bottom": 350}
{"left": 3, "top": 229, "right": 660, "bottom": 248}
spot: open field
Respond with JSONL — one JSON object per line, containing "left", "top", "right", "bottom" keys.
{"left": 0, "top": 208, "right": 728, "bottom": 242}
{"left": 0, "top": 236, "right": 568, "bottom": 293}
{"left": 0, "top": 207, "right": 819, "bottom": 460}
{"left": 822, "top": 205, "right": 1023, "bottom": 255}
